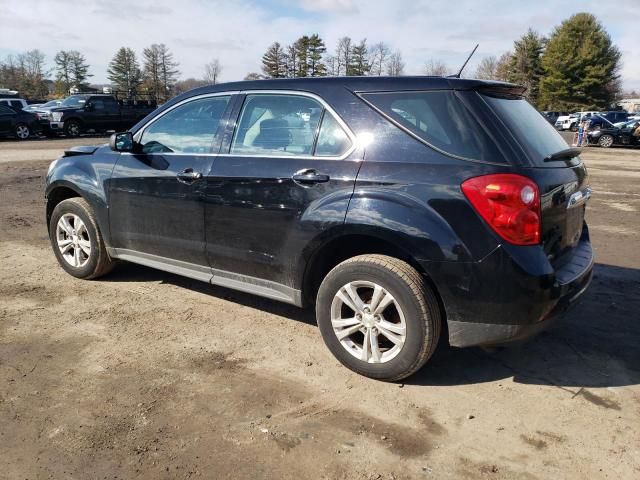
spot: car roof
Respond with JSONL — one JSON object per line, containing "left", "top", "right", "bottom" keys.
{"left": 179, "top": 76, "right": 522, "bottom": 97}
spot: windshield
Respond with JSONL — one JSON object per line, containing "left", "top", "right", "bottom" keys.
{"left": 482, "top": 94, "right": 569, "bottom": 164}
{"left": 42, "top": 100, "right": 60, "bottom": 108}
{"left": 61, "top": 95, "right": 88, "bottom": 107}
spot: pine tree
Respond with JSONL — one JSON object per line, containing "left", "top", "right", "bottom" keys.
{"left": 507, "top": 29, "right": 545, "bottom": 107}
{"left": 294, "top": 36, "right": 310, "bottom": 77}
{"left": 307, "top": 34, "right": 327, "bottom": 77}
{"left": 261, "top": 42, "right": 287, "bottom": 78}
{"left": 539, "top": 13, "right": 621, "bottom": 110}
{"left": 348, "top": 39, "right": 370, "bottom": 76}
{"left": 69, "top": 51, "right": 91, "bottom": 90}
{"left": 107, "top": 47, "right": 142, "bottom": 95}
{"left": 54, "top": 50, "right": 90, "bottom": 93}
{"left": 143, "top": 44, "right": 179, "bottom": 102}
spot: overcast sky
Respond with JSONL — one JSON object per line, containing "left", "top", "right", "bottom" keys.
{"left": 1, "top": 0, "right": 638, "bottom": 90}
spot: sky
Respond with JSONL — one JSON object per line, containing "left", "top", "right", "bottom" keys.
{"left": 1, "top": 0, "right": 639, "bottom": 91}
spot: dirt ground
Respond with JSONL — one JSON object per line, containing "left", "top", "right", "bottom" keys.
{"left": 1, "top": 136, "right": 639, "bottom": 480}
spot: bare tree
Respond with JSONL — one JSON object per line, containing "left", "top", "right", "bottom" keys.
{"left": 494, "top": 52, "right": 513, "bottom": 82}
{"left": 474, "top": 56, "right": 498, "bottom": 80}
{"left": 335, "top": 37, "right": 353, "bottom": 76}
{"left": 370, "top": 42, "right": 390, "bottom": 76}
{"left": 386, "top": 51, "right": 404, "bottom": 76}
{"left": 204, "top": 58, "right": 222, "bottom": 85}
{"left": 424, "top": 59, "right": 449, "bottom": 76}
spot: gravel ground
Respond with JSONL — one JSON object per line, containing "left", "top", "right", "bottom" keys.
{"left": 1, "top": 135, "right": 639, "bottom": 479}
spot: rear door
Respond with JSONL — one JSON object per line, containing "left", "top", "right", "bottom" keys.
{"left": 109, "top": 93, "right": 234, "bottom": 269}
{"left": 0, "top": 105, "right": 14, "bottom": 134}
{"left": 203, "top": 91, "right": 360, "bottom": 291}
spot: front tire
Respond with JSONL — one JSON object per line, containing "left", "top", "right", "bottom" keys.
{"left": 316, "top": 254, "right": 441, "bottom": 381}
{"left": 49, "top": 198, "right": 114, "bottom": 279}
{"left": 15, "top": 123, "right": 30, "bottom": 140}
{"left": 64, "top": 120, "right": 81, "bottom": 137}
{"left": 598, "top": 134, "right": 614, "bottom": 148}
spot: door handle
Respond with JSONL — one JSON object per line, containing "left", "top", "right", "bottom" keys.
{"left": 292, "top": 169, "right": 330, "bottom": 185}
{"left": 177, "top": 168, "right": 202, "bottom": 184}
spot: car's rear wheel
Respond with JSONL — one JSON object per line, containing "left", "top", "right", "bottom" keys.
{"left": 64, "top": 120, "right": 81, "bottom": 137}
{"left": 49, "top": 197, "right": 114, "bottom": 279}
{"left": 598, "top": 134, "right": 614, "bottom": 148}
{"left": 316, "top": 254, "right": 440, "bottom": 381}
{"left": 15, "top": 123, "right": 30, "bottom": 140}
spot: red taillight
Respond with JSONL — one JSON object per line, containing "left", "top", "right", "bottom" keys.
{"left": 461, "top": 174, "right": 540, "bottom": 245}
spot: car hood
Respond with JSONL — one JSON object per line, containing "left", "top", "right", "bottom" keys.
{"left": 62, "top": 145, "right": 101, "bottom": 157}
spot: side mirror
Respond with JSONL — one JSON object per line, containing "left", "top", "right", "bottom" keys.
{"left": 109, "top": 132, "right": 134, "bottom": 152}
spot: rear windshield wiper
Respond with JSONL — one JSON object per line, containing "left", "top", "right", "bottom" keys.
{"left": 544, "top": 147, "right": 582, "bottom": 162}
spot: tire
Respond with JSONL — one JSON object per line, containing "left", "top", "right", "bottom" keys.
{"left": 15, "top": 123, "right": 30, "bottom": 140}
{"left": 598, "top": 134, "right": 614, "bottom": 148}
{"left": 64, "top": 120, "right": 82, "bottom": 137}
{"left": 316, "top": 254, "right": 441, "bottom": 381}
{"left": 49, "top": 197, "right": 114, "bottom": 279}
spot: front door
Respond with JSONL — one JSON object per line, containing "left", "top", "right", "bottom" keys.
{"left": 204, "top": 92, "right": 360, "bottom": 295}
{"left": 109, "top": 93, "right": 234, "bottom": 270}
{"left": 0, "top": 105, "right": 13, "bottom": 134}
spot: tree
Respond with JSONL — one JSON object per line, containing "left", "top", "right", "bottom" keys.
{"left": 143, "top": 43, "right": 179, "bottom": 102}
{"left": 386, "top": 51, "right": 404, "bottom": 76}
{"left": 508, "top": 29, "right": 545, "bottom": 106}
{"left": 474, "top": 56, "right": 498, "bottom": 80}
{"left": 424, "top": 59, "right": 449, "bottom": 76}
{"left": 261, "top": 42, "right": 287, "bottom": 78}
{"left": 0, "top": 50, "right": 49, "bottom": 98}
{"left": 539, "top": 13, "right": 622, "bottom": 110}
{"left": 306, "top": 34, "right": 327, "bottom": 77}
{"left": 494, "top": 52, "right": 513, "bottom": 81}
{"left": 348, "top": 39, "right": 370, "bottom": 76}
{"left": 54, "top": 50, "right": 91, "bottom": 94}
{"left": 204, "top": 58, "right": 222, "bottom": 84}
{"left": 370, "top": 42, "right": 390, "bottom": 76}
{"left": 174, "top": 78, "right": 208, "bottom": 95}
{"left": 335, "top": 37, "right": 353, "bottom": 76}
{"left": 107, "top": 47, "right": 142, "bottom": 94}
{"left": 244, "top": 72, "right": 264, "bottom": 81}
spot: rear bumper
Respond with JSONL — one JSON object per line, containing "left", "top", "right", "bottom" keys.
{"left": 430, "top": 226, "right": 594, "bottom": 348}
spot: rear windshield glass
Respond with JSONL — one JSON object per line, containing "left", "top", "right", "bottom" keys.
{"left": 482, "top": 94, "right": 569, "bottom": 164}
{"left": 360, "top": 90, "right": 504, "bottom": 163}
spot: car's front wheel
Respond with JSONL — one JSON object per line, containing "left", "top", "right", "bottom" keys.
{"left": 15, "top": 123, "right": 30, "bottom": 140}
{"left": 49, "top": 197, "right": 114, "bottom": 279}
{"left": 598, "top": 134, "right": 614, "bottom": 148}
{"left": 64, "top": 120, "right": 81, "bottom": 137}
{"left": 316, "top": 254, "right": 441, "bottom": 381}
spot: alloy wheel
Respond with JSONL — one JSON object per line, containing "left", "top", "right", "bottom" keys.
{"left": 330, "top": 281, "right": 407, "bottom": 364}
{"left": 15, "top": 125, "right": 30, "bottom": 139}
{"left": 56, "top": 213, "right": 91, "bottom": 267}
{"left": 599, "top": 135, "right": 613, "bottom": 148}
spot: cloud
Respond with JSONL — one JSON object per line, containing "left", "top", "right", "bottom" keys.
{"left": 0, "top": 0, "right": 637, "bottom": 90}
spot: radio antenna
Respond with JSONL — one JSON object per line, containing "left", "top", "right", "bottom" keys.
{"left": 452, "top": 44, "right": 479, "bottom": 78}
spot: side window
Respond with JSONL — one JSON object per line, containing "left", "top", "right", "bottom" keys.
{"left": 231, "top": 94, "right": 323, "bottom": 156}
{"left": 10, "top": 101, "right": 23, "bottom": 111}
{"left": 0, "top": 104, "right": 14, "bottom": 114}
{"left": 314, "top": 112, "right": 352, "bottom": 157}
{"left": 92, "top": 100, "right": 105, "bottom": 111}
{"left": 140, "top": 95, "right": 230, "bottom": 154}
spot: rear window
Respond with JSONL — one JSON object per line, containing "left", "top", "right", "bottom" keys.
{"left": 360, "top": 90, "right": 504, "bottom": 163}
{"left": 482, "top": 94, "right": 569, "bottom": 164}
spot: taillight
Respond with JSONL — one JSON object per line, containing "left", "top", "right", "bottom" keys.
{"left": 461, "top": 174, "right": 540, "bottom": 245}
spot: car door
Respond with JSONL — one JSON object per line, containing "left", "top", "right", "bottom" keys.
{"left": 203, "top": 92, "right": 360, "bottom": 298}
{"left": 0, "top": 105, "right": 14, "bottom": 134}
{"left": 108, "top": 93, "right": 234, "bottom": 271}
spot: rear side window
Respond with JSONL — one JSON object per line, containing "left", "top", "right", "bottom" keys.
{"left": 360, "top": 91, "right": 504, "bottom": 162}
{"left": 482, "top": 94, "right": 569, "bottom": 164}
{"left": 315, "top": 112, "right": 351, "bottom": 157}
{"left": 10, "top": 100, "right": 23, "bottom": 111}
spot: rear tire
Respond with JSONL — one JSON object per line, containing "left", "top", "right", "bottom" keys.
{"left": 15, "top": 123, "right": 30, "bottom": 140}
{"left": 49, "top": 197, "right": 114, "bottom": 279}
{"left": 316, "top": 254, "right": 441, "bottom": 381}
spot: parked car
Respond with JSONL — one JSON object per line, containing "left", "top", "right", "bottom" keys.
{"left": 48, "top": 94, "right": 157, "bottom": 137}
{"left": 599, "top": 111, "right": 629, "bottom": 124}
{"left": 541, "top": 111, "right": 568, "bottom": 125}
{"left": 557, "top": 111, "right": 599, "bottom": 131}
{"left": 29, "top": 100, "right": 65, "bottom": 135}
{"left": 0, "top": 103, "right": 42, "bottom": 139}
{"left": 587, "top": 118, "right": 640, "bottom": 148}
{"left": 0, "top": 97, "right": 29, "bottom": 112}
{"left": 585, "top": 114, "right": 615, "bottom": 130}
{"left": 45, "top": 77, "right": 593, "bottom": 381}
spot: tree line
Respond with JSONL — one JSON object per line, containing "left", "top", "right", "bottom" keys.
{"left": 252, "top": 35, "right": 404, "bottom": 80}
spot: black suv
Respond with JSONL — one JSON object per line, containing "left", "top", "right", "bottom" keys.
{"left": 45, "top": 77, "right": 593, "bottom": 381}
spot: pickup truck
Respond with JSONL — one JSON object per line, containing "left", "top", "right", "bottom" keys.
{"left": 49, "top": 94, "right": 157, "bottom": 137}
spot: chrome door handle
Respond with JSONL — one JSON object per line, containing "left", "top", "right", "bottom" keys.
{"left": 177, "top": 168, "right": 202, "bottom": 184}
{"left": 292, "top": 169, "right": 330, "bottom": 185}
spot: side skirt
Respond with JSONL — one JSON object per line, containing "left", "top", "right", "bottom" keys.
{"left": 107, "top": 248, "right": 303, "bottom": 307}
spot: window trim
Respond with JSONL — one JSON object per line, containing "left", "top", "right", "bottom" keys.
{"left": 219, "top": 90, "right": 356, "bottom": 161}
{"left": 131, "top": 91, "right": 239, "bottom": 156}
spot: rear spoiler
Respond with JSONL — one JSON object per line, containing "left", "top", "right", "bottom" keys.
{"left": 476, "top": 84, "right": 527, "bottom": 99}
